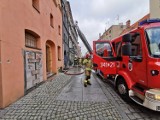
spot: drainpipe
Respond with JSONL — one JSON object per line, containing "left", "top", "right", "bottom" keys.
{"left": 0, "top": 40, "right": 3, "bottom": 108}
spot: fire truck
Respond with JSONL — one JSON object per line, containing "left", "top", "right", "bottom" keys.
{"left": 93, "top": 19, "right": 160, "bottom": 111}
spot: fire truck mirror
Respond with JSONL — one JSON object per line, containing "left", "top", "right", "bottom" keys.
{"left": 122, "top": 43, "right": 132, "bottom": 56}
{"left": 122, "top": 34, "right": 132, "bottom": 42}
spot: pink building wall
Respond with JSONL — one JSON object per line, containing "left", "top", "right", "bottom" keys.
{"left": 0, "top": 0, "right": 63, "bottom": 108}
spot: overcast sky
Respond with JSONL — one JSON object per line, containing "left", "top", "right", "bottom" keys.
{"left": 68, "top": 0, "right": 149, "bottom": 56}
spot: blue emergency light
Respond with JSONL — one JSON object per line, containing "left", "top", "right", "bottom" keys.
{"left": 139, "top": 18, "right": 160, "bottom": 26}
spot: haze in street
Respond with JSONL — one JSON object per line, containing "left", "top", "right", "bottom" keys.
{"left": 68, "top": 0, "right": 149, "bottom": 55}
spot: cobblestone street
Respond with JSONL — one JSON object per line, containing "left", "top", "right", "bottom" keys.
{"left": 1, "top": 0, "right": 160, "bottom": 120}
{"left": 0, "top": 72, "right": 122, "bottom": 120}
{"left": 0, "top": 67, "right": 160, "bottom": 120}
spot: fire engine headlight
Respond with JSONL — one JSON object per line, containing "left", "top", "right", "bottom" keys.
{"left": 146, "top": 92, "right": 160, "bottom": 101}
{"left": 155, "top": 95, "right": 160, "bottom": 100}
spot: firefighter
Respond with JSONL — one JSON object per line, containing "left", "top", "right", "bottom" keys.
{"left": 83, "top": 54, "right": 92, "bottom": 87}
{"left": 78, "top": 57, "right": 82, "bottom": 66}
{"left": 74, "top": 56, "right": 78, "bottom": 66}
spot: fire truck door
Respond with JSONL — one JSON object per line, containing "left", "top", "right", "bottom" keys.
{"left": 126, "top": 33, "right": 147, "bottom": 86}
{"left": 93, "top": 41, "right": 117, "bottom": 78}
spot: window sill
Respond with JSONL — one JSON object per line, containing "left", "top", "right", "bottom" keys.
{"left": 25, "top": 45, "right": 41, "bottom": 50}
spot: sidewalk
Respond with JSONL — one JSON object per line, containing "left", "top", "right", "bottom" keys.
{"left": 0, "top": 66, "right": 122, "bottom": 120}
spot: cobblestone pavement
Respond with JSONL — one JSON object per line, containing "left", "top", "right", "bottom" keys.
{"left": 0, "top": 73, "right": 122, "bottom": 120}
{"left": 0, "top": 70, "right": 160, "bottom": 120}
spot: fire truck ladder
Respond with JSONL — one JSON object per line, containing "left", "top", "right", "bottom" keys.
{"left": 74, "top": 21, "right": 92, "bottom": 54}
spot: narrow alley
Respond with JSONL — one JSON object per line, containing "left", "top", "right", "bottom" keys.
{"left": 0, "top": 67, "right": 159, "bottom": 120}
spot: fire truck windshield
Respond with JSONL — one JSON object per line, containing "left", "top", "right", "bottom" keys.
{"left": 146, "top": 27, "right": 160, "bottom": 57}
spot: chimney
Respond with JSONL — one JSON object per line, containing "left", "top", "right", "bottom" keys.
{"left": 126, "top": 20, "right": 130, "bottom": 28}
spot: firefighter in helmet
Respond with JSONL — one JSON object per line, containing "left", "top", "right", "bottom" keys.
{"left": 83, "top": 54, "right": 92, "bottom": 87}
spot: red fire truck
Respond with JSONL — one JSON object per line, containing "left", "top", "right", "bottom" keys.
{"left": 93, "top": 19, "right": 160, "bottom": 111}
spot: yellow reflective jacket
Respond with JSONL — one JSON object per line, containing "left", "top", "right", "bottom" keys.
{"left": 83, "top": 59, "right": 92, "bottom": 71}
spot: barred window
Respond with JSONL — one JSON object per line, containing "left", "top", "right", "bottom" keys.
{"left": 25, "top": 33, "right": 37, "bottom": 48}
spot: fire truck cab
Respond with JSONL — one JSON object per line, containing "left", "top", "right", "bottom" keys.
{"left": 93, "top": 40, "right": 117, "bottom": 79}
{"left": 93, "top": 19, "right": 160, "bottom": 111}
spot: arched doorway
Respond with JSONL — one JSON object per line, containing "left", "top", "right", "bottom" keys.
{"left": 46, "top": 40, "right": 56, "bottom": 77}
{"left": 46, "top": 44, "right": 52, "bottom": 73}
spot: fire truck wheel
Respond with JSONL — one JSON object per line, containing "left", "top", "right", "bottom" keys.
{"left": 117, "top": 78, "right": 130, "bottom": 102}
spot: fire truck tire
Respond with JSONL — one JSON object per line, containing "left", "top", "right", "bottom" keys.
{"left": 117, "top": 78, "right": 131, "bottom": 102}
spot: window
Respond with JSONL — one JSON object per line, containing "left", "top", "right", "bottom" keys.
{"left": 146, "top": 27, "right": 160, "bottom": 57}
{"left": 25, "top": 32, "right": 38, "bottom": 48}
{"left": 58, "top": 46, "right": 61, "bottom": 61}
{"left": 32, "top": 0, "right": 40, "bottom": 12}
{"left": 115, "top": 42, "right": 122, "bottom": 57}
{"left": 58, "top": 25, "right": 61, "bottom": 35}
{"left": 50, "top": 14, "right": 54, "bottom": 28}
{"left": 96, "top": 42, "right": 112, "bottom": 57}
{"left": 64, "top": 34, "right": 67, "bottom": 43}
{"left": 130, "top": 33, "right": 142, "bottom": 56}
